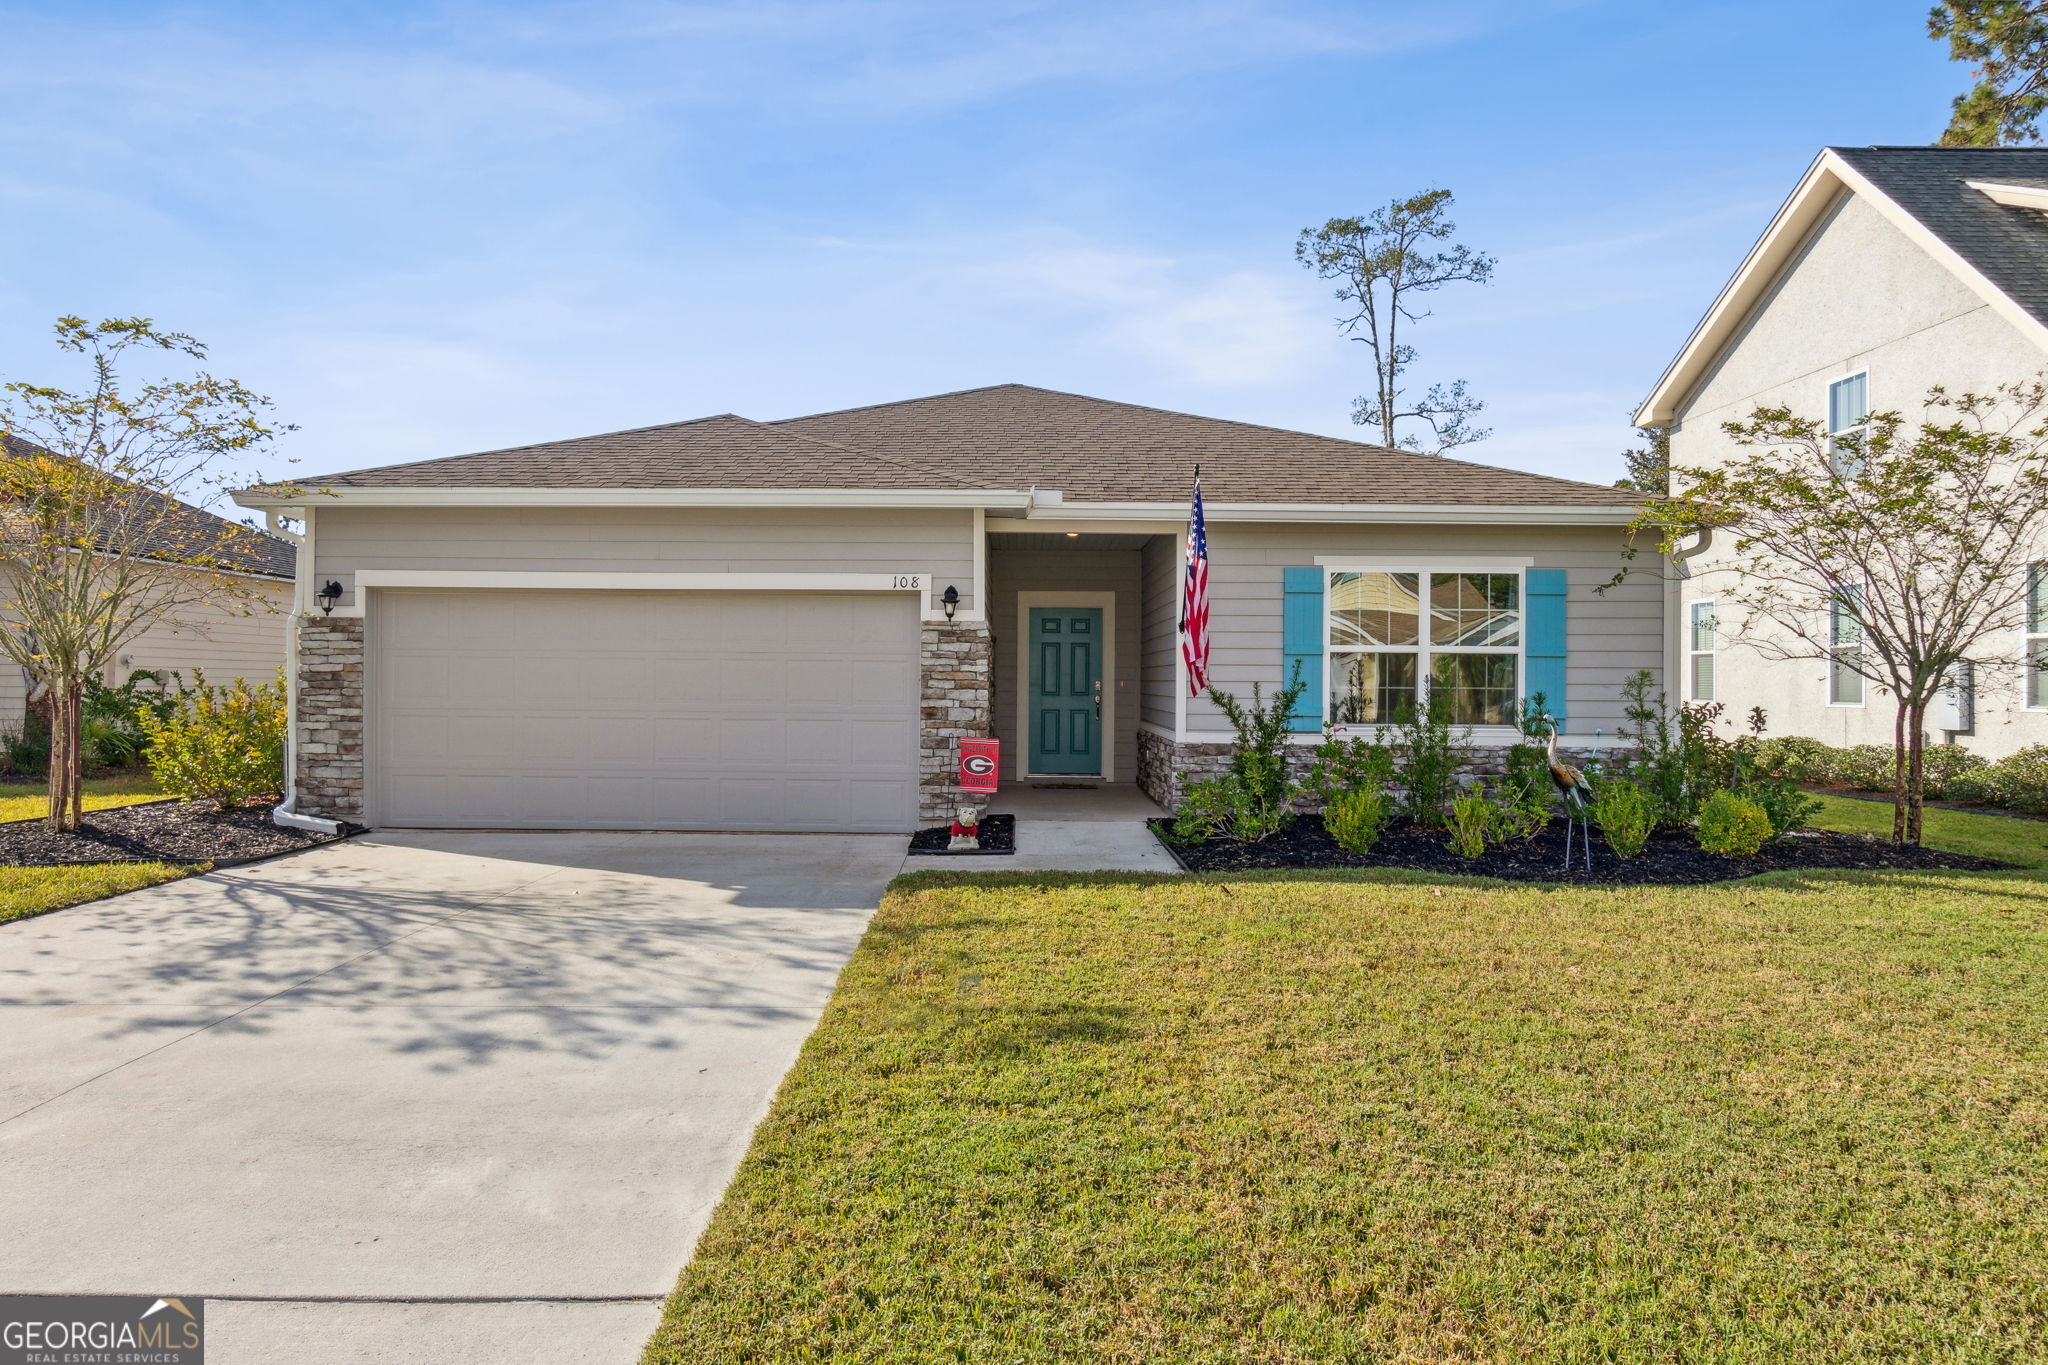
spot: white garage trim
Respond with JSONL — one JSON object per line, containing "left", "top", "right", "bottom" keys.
{"left": 1013, "top": 590, "right": 1117, "bottom": 783}
{"left": 325, "top": 570, "right": 947, "bottom": 618}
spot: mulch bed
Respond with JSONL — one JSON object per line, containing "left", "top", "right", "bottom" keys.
{"left": 908, "top": 813, "right": 1017, "bottom": 856}
{"left": 1149, "top": 816, "right": 2012, "bottom": 885}
{"left": 0, "top": 799, "right": 353, "bottom": 867}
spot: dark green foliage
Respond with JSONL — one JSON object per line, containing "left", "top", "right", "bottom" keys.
{"left": 0, "top": 717, "right": 49, "bottom": 776}
{"left": 80, "top": 669, "right": 177, "bottom": 770}
{"left": 1697, "top": 790, "right": 1774, "bottom": 858}
{"left": 1173, "top": 670, "right": 1309, "bottom": 843}
{"left": 1930, "top": 1, "right": 2048, "bottom": 145}
{"left": 1446, "top": 788, "right": 1494, "bottom": 858}
{"left": 1614, "top": 425, "right": 1670, "bottom": 495}
{"left": 1615, "top": 670, "right": 1719, "bottom": 828}
{"left": 1591, "top": 778, "right": 1655, "bottom": 859}
{"left": 1305, "top": 730, "right": 1395, "bottom": 808}
{"left": 1389, "top": 689, "right": 1470, "bottom": 829}
{"left": 1171, "top": 778, "right": 1233, "bottom": 844}
{"left": 1322, "top": 787, "right": 1393, "bottom": 855}
{"left": 1944, "top": 745, "right": 2048, "bottom": 813}
{"left": 1502, "top": 695, "right": 1558, "bottom": 813}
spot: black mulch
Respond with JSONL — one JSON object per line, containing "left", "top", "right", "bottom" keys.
{"left": 0, "top": 799, "right": 354, "bottom": 868}
{"left": 908, "top": 813, "right": 1017, "bottom": 856}
{"left": 1149, "top": 816, "right": 2012, "bottom": 885}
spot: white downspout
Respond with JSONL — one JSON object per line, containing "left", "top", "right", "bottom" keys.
{"left": 267, "top": 508, "right": 341, "bottom": 835}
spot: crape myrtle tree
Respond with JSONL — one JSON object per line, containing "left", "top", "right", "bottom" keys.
{"left": 0, "top": 317, "right": 295, "bottom": 829}
{"left": 1930, "top": 1, "right": 2048, "bottom": 145}
{"left": 1294, "top": 189, "right": 1495, "bottom": 456}
{"left": 1635, "top": 379, "right": 2048, "bottom": 846}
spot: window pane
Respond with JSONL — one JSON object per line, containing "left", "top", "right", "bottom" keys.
{"left": 1829, "top": 373, "right": 1868, "bottom": 433}
{"left": 1329, "top": 652, "right": 1419, "bottom": 724}
{"left": 1830, "top": 589, "right": 1862, "bottom": 646}
{"left": 1330, "top": 572, "right": 1420, "bottom": 647}
{"left": 1691, "top": 651, "right": 1715, "bottom": 702}
{"left": 2030, "top": 563, "right": 2048, "bottom": 634}
{"left": 1831, "top": 649, "right": 1864, "bottom": 705}
{"left": 1429, "top": 573, "right": 1521, "bottom": 646}
{"left": 1430, "top": 652, "right": 1517, "bottom": 726}
{"left": 2030, "top": 644, "right": 2048, "bottom": 710}
{"left": 1689, "top": 601, "right": 1716, "bottom": 652}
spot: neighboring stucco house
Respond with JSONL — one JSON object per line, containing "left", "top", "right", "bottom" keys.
{"left": 1636, "top": 145, "right": 2048, "bottom": 757}
{"left": 0, "top": 441, "right": 297, "bottom": 724}
{"left": 233, "top": 384, "right": 1656, "bottom": 833}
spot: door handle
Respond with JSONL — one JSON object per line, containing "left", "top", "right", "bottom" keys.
{"left": 1094, "top": 680, "right": 1102, "bottom": 719}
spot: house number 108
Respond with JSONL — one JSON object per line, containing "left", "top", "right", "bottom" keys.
{"left": 892, "top": 575, "right": 924, "bottom": 589}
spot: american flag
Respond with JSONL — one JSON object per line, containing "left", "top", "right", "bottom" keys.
{"left": 1180, "top": 471, "right": 1210, "bottom": 697}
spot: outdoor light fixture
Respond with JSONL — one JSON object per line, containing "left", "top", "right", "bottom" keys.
{"left": 1064, "top": 531, "right": 1080, "bottom": 538}
{"left": 940, "top": 584, "right": 960, "bottom": 621}
{"left": 316, "top": 580, "right": 344, "bottom": 615}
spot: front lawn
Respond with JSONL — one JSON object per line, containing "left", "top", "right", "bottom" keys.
{"left": 645, "top": 854, "right": 2048, "bottom": 1361}
{"left": 1808, "top": 791, "right": 2048, "bottom": 867}
{"left": 0, "top": 860, "right": 191, "bottom": 925}
{"left": 0, "top": 773, "right": 162, "bottom": 825}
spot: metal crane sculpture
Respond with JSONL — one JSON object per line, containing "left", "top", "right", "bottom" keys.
{"left": 1545, "top": 723, "right": 1595, "bottom": 872}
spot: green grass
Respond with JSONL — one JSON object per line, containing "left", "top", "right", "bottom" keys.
{"left": 1808, "top": 791, "right": 2048, "bottom": 867}
{"left": 0, "top": 860, "right": 192, "bottom": 925}
{"left": 644, "top": 862, "right": 2048, "bottom": 1363}
{"left": 0, "top": 773, "right": 162, "bottom": 825}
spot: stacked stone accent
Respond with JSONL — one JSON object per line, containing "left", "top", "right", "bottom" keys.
{"left": 295, "top": 615, "right": 365, "bottom": 821}
{"left": 919, "top": 618, "right": 993, "bottom": 823}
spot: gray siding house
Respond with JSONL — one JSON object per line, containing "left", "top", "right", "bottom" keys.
{"left": 1638, "top": 145, "right": 2048, "bottom": 757}
{"left": 235, "top": 385, "right": 1655, "bottom": 833}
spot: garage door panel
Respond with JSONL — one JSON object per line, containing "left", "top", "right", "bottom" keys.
{"left": 372, "top": 590, "right": 920, "bottom": 831}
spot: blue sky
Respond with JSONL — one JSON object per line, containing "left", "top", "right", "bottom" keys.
{"left": 0, "top": 1, "right": 1962, "bottom": 497}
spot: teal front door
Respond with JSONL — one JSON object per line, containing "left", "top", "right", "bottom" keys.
{"left": 1029, "top": 607, "right": 1103, "bottom": 774}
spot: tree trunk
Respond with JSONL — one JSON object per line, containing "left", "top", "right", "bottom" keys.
{"left": 1891, "top": 702, "right": 1908, "bottom": 845}
{"left": 1906, "top": 701, "right": 1928, "bottom": 847}
{"left": 45, "top": 680, "right": 83, "bottom": 833}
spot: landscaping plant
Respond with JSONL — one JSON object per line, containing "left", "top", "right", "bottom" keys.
{"left": 1170, "top": 778, "right": 1234, "bottom": 844}
{"left": 1173, "top": 669, "right": 1310, "bottom": 843}
{"left": 138, "top": 671, "right": 286, "bottom": 806}
{"left": 1446, "top": 787, "right": 1495, "bottom": 858}
{"left": 80, "top": 669, "right": 177, "bottom": 770}
{"left": 1590, "top": 777, "right": 1655, "bottom": 859}
{"left": 1322, "top": 786, "right": 1393, "bottom": 855}
{"left": 1389, "top": 687, "right": 1470, "bottom": 829}
{"left": 1696, "top": 790, "right": 1774, "bottom": 858}
{"left": 1304, "top": 730, "right": 1394, "bottom": 809}
{"left": 1615, "top": 670, "right": 1727, "bottom": 828}
{"left": 1501, "top": 695, "right": 1558, "bottom": 812}
{"left": 1726, "top": 706, "right": 1819, "bottom": 838}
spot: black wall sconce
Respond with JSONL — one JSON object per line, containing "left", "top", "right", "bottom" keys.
{"left": 940, "top": 584, "right": 960, "bottom": 621}
{"left": 316, "top": 580, "right": 344, "bottom": 615}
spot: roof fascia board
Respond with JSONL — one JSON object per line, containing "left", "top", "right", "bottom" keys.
{"left": 1964, "top": 179, "right": 2048, "bottom": 211}
{"left": 1037, "top": 501, "right": 1640, "bottom": 525}
{"left": 230, "top": 487, "right": 1035, "bottom": 512}
{"left": 1636, "top": 149, "right": 2048, "bottom": 427}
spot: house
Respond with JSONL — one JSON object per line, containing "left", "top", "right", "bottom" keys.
{"left": 1636, "top": 145, "right": 2048, "bottom": 757}
{"left": 231, "top": 384, "right": 1656, "bottom": 833}
{"left": 0, "top": 436, "right": 297, "bottom": 725}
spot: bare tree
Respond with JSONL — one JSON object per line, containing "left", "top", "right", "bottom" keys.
{"left": 0, "top": 317, "right": 294, "bottom": 829}
{"left": 1295, "top": 189, "right": 1495, "bottom": 455}
{"left": 1638, "top": 379, "right": 2048, "bottom": 844}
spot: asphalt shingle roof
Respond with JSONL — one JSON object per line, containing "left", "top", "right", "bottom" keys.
{"left": 1833, "top": 144, "right": 2048, "bottom": 331}
{"left": 301, "top": 385, "right": 1639, "bottom": 508}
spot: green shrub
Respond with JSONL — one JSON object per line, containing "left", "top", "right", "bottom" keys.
{"left": 1978, "top": 746, "right": 2048, "bottom": 815}
{"left": 1392, "top": 688, "right": 1471, "bottom": 830}
{"left": 1920, "top": 744, "right": 1990, "bottom": 798}
{"left": 80, "top": 669, "right": 178, "bottom": 770}
{"left": 1696, "top": 790, "right": 1773, "bottom": 858}
{"left": 1171, "top": 777, "right": 1234, "bottom": 843}
{"left": 1305, "top": 731, "right": 1394, "bottom": 808}
{"left": 1755, "top": 735, "right": 1835, "bottom": 785}
{"left": 1323, "top": 787, "right": 1393, "bottom": 855}
{"left": 1501, "top": 695, "right": 1560, "bottom": 812}
{"left": 0, "top": 717, "right": 50, "bottom": 776}
{"left": 1590, "top": 778, "right": 1655, "bottom": 859}
{"left": 1446, "top": 787, "right": 1494, "bottom": 859}
{"left": 1616, "top": 671, "right": 1728, "bottom": 828}
{"left": 138, "top": 671, "right": 286, "bottom": 806}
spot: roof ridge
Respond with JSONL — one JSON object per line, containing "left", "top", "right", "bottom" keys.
{"left": 720, "top": 413, "right": 981, "bottom": 490}
{"left": 778, "top": 382, "right": 1631, "bottom": 496}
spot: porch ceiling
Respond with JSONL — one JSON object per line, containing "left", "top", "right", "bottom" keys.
{"left": 988, "top": 532, "right": 1156, "bottom": 551}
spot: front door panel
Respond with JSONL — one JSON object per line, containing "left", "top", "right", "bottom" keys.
{"left": 1029, "top": 607, "right": 1103, "bottom": 774}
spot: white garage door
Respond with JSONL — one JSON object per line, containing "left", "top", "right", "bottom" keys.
{"left": 370, "top": 590, "right": 920, "bottom": 832}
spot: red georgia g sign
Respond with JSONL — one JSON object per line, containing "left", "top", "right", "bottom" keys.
{"left": 957, "top": 738, "right": 1000, "bottom": 794}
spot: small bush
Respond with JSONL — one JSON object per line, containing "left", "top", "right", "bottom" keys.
{"left": 1171, "top": 777, "right": 1234, "bottom": 843}
{"left": 1696, "top": 790, "right": 1773, "bottom": 858}
{"left": 138, "top": 672, "right": 286, "bottom": 806}
{"left": 1446, "top": 788, "right": 1494, "bottom": 859}
{"left": 1392, "top": 689, "right": 1471, "bottom": 830}
{"left": 1590, "top": 778, "right": 1655, "bottom": 859}
{"left": 81, "top": 669, "right": 178, "bottom": 770}
{"left": 1305, "top": 731, "right": 1394, "bottom": 808}
{"left": 1323, "top": 787, "right": 1393, "bottom": 855}
{"left": 1978, "top": 746, "right": 2048, "bottom": 815}
{"left": 0, "top": 717, "right": 50, "bottom": 776}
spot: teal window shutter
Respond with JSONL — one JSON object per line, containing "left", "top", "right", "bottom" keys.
{"left": 1524, "top": 568, "right": 1568, "bottom": 724}
{"left": 1281, "top": 567, "right": 1324, "bottom": 732}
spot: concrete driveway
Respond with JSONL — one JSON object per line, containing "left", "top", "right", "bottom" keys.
{"left": 0, "top": 829, "right": 907, "bottom": 1364}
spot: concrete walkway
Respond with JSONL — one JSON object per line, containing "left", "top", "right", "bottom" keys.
{"left": 0, "top": 829, "right": 907, "bottom": 1364}
{"left": 900, "top": 783, "right": 1183, "bottom": 874}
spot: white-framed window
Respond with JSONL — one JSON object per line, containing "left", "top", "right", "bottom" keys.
{"left": 1829, "top": 584, "right": 1865, "bottom": 706}
{"left": 1688, "top": 600, "right": 1717, "bottom": 702}
{"left": 1828, "top": 371, "right": 1870, "bottom": 478}
{"left": 1327, "top": 570, "right": 1521, "bottom": 727}
{"left": 2027, "top": 563, "right": 2048, "bottom": 710}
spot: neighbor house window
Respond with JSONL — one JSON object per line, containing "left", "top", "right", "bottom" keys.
{"left": 2028, "top": 563, "right": 2048, "bottom": 709}
{"left": 1829, "top": 584, "right": 1864, "bottom": 706}
{"left": 1328, "top": 570, "right": 1520, "bottom": 726}
{"left": 1829, "top": 372, "right": 1870, "bottom": 477}
{"left": 1689, "top": 600, "right": 1717, "bottom": 702}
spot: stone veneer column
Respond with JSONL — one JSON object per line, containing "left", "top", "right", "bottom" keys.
{"left": 295, "top": 615, "right": 365, "bottom": 821}
{"left": 919, "top": 618, "right": 993, "bottom": 824}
